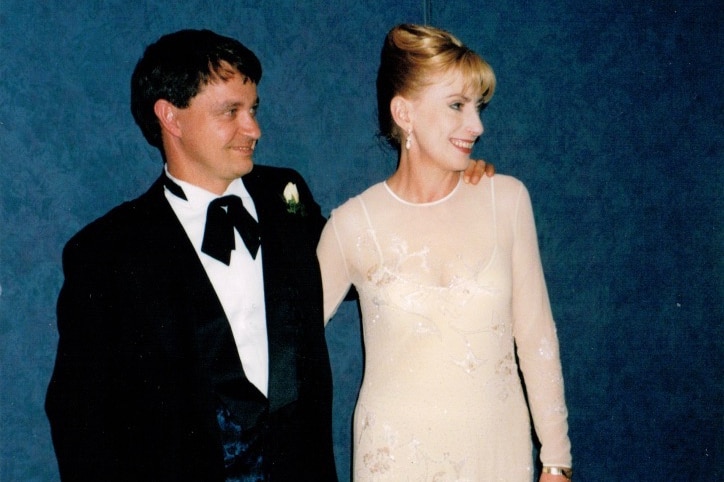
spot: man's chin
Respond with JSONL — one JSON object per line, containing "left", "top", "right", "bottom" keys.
{"left": 237, "top": 159, "right": 255, "bottom": 177}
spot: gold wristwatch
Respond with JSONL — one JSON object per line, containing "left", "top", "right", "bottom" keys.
{"left": 542, "top": 466, "right": 573, "bottom": 479}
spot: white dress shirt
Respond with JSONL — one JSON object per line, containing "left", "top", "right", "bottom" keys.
{"left": 164, "top": 167, "right": 269, "bottom": 397}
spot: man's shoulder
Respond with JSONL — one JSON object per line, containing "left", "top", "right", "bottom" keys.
{"left": 65, "top": 180, "right": 163, "bottom": 252}
{"left": 245, "top": 164, "right": 306, "bottom": 185}
{"left": 243, "top": 164, "right": 317, "bottom": 205}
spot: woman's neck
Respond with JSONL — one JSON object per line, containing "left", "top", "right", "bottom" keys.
{"left": 386, "top": 155, "right": 461, "bottom": 203}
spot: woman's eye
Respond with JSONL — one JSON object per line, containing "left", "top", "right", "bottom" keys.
{"left": 450, "top": 102, "right": 462, "bottom": 110}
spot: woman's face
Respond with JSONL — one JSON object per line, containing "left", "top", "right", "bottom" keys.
{"left": 406, "top": 70, "right": 485, "bottom": 172}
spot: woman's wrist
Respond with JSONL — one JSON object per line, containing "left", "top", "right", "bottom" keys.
{"left": 542, "top": 466, "right": 572, "bottom": 479}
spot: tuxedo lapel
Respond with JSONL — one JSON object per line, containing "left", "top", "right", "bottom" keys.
{"left": 240, "top": 166, "right": 335, "bottom": 480}
{"left": 141, "top": 177, "right": 267, "bottom": 425}
{"left": 242, "top": 167, "right": 309, "bottom": 411}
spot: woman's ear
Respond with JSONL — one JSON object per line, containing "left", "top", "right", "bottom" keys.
{"left": 390, "top": 95, "right": 412, "bottom": 132}
{"left": 153, "top": 99, "right": 182, "bottom": 139}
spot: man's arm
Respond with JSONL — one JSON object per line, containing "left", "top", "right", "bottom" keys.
{"left": 46, "top": 238, "right": 125, "bottom": 480}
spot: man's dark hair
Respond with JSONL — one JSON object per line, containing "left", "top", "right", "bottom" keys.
{"left": 130, "top": 29, "right": 262, "bottom": 149}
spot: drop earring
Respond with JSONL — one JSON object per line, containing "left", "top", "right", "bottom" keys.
{"left": 405, "top": 130, "right": 413, "bottom": 150}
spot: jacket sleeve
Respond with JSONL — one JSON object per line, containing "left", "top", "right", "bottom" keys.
{"left": 46, "top": 233, "right": 131, "bottom": 480}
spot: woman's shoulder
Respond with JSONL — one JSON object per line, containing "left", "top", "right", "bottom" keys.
{"left": 458, "top": 174, "right": 532, "bottom": 218}
{"left": 329, "top": 181, "right": 387, "bottom": 223}
{"left": 333, "top": 181, "right": 386, "bottom": 210}
{"left": 491, "top": 173, "right": 526, "bottom": 191}
{"left": 462, "top": 173, "right": 527, "bottom": 199}
{"left": 486, "top": 174, "right": 537, "bottom": 221}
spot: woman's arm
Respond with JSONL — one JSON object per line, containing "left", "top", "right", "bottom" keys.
{"left": 510, "top": 182, "right": 573, "bottom": 469}
{"left": 317, "top": 213, "right": 354, "bottom": 324}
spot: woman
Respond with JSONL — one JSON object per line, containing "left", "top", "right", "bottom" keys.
{"left": 318, "top": 24, "right": 572, "bottom": 481}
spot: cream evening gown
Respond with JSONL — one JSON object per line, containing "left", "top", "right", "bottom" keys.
{"left": 318, "top": 174, "right": 572, "bottom": 481}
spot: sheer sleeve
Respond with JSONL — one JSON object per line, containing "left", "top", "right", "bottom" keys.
{"left": 317, "top": 209, "right": 354, "bottom": 324}
{"left": 510, "top": 184, "right": 572, "bottom": 468}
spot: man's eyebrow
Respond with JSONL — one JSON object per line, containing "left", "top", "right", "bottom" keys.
{"left": 216, "top": 97, "right": 259, "bottom": 110}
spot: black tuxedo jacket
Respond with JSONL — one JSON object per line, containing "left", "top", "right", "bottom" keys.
{"left": 46, "top": 165, "right": 337, "bottom": 481}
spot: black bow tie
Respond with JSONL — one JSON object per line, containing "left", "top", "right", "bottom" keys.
{"left": 162, "top": 173, "right": 260, "bottom": 264}
{"left": 201, "top": 195, "right": 261, "bottom": 264}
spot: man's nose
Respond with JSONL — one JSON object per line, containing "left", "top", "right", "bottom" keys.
{"left": 240, "top": 115, "right": 261, "bottom": 139}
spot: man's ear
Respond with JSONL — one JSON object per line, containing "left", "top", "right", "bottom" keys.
{"left": 390, "top": 95, "right": 412, "bottom": 133}
{"left": 153, "top": 99, "right": 182, "bottom": 139}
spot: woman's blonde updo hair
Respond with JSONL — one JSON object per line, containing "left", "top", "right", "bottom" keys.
{"left": 376, "top": 24, "right": 496, "bottom": 149}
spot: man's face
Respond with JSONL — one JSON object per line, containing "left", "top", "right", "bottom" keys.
{"left": 167, "top": 69, "right": 261, "bottom": 194}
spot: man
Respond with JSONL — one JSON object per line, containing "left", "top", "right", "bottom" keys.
{"left": 46, "top": 29, "right": 336, "bottom": 481}
{"left": 46, "top": 29, "right": 492, "bottom": 481}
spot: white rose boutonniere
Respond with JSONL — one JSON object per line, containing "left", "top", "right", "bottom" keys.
{"left": 283, "top": 182, "right": 306, "bottom": 215}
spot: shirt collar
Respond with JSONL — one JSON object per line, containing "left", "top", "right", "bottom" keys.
{"left": 164, "top": 165, "right": 251, "bottom": 208}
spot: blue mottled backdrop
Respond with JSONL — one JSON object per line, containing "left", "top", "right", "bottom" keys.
{"left": 0, "top": 0, "right": 721, "bottom": 480}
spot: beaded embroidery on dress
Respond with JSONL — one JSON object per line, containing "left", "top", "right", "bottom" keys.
{"left": 318, "top": 175, "right": 571, "bottom": 481}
